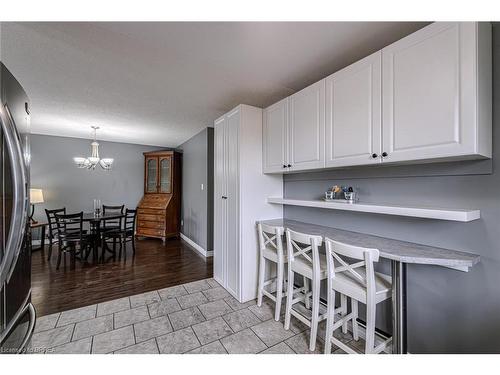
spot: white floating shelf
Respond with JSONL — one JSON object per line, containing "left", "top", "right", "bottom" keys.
{"left": 267, "top": 197, "right": 480, "bottom": 222}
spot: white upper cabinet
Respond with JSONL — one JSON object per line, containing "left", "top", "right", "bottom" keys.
{"left": 261, "top": 22, "right": 491, "bottom": 174}
{"left": 288, "top": 80, "right": 325, "bottom": 171}
{"left": 263, "top": 98, "right": 288, "bottom": 173}
{"left": 381, "top": 22, "right": 492, "bottom": 163}
{"left": 325, "top": 51, "right": 382, "bottom": 168}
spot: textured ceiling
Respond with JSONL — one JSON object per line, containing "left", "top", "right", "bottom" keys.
{"left": 0, "top": 22, "right": 428, "bottom": 147}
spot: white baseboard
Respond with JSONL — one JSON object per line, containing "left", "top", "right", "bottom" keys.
{"left": 180, "top": 233, "right": 213, "bottom": 258}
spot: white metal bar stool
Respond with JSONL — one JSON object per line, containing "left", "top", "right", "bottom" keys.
{"left": 284, "top": 229, "right": 345, "bottom": 351}
{"left": 256, "top": 223, "right": 290, "bottom": 321}
{"left": 324, "top": 237, "right": 393, "bottom": 354}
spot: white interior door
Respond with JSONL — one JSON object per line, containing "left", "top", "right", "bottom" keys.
{"left": 288, "top": 80, "right": 325, "bottom": 171}
{"left": 213, "top": 116, "right": 226, "bottom": 286}
{"left": 325, "top": 51, "right": 382, "bottom": 167}
{"left": 382, "top": 22, "right": 477, "bottom": 163}
{"left": 262, "top": 98, "right": 288, "bottom": 173}
{"left": 225, "top": 108, "right": 240, "bottom": 299}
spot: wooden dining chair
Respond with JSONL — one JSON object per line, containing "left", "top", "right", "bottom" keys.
{"left": 54, "top": 211, "right": 89, "bottom": 270}
{"left": 45, "top": 208, "right": 66, "bottom": 261}
{"left": 102, "top": 204, "right": 125, "bottom": 231}
{"left": 102, "top": 204, "right": 125, "bottom": 255}
{"left": 102, "top": 208, "right": 136, "bottom": 261}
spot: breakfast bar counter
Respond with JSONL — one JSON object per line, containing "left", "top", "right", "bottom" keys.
{"left": 257, "top": 218, "right": 480, "bottom": 353}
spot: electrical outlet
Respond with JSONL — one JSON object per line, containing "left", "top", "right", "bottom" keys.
{"left": 201, "top": 183, "right": 204, "bottom": 191}
{"left": 181, "top": 219, "right": 184, "bottom": 226}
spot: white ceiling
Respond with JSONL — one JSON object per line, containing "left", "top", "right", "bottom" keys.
{"left": 0, "top": 22, "right": 428, "bottom": 147}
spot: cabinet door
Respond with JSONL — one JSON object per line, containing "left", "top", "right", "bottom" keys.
{"left": 382, "top": 22, "right": 477, "bottom": 163}
{"left": 326, "top": 52, "right": 382, "bottom": 167}
{"left": 263, "top": 98, "right": 288, "bottom": 173}
{"left": 213, "top": 116, "right": 226, "bottom": 285}
{"left": 288, "top": 80, "right": 325, "bottom": 171}
{"left": 158, "top": 156, "right": 172, "bottom": 193}
{"left": 225, "top": 108, "right": 240, "bottom": 299}
{"left": 145, "top": 157, "right": 158, "bottom": 193}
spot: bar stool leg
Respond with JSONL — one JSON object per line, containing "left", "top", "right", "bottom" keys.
{"left": 365, "top": 302, "right": 376, "bottom": 354}
{"left": 275, "top": 261, "right": 284, "bottom": 321}
{"left": 257, "top": 255, "right": 266, "bottom": 307}
{"left": 324, "top": 286, "right": 335, "bottom": 354}
{"left": 341, "top": 294, "right": 348, "bottom": 334}
{"left": 284, "top": 267, "right": 294, "bottom": 330}
{"left": 303, "top": 277, "right": 310, "bottom": 309}
{"left": 351, "top": 299, "right": 359, "bottom": 341}
{"left": 309, "top": 276, "right": 321, "bottom": 351}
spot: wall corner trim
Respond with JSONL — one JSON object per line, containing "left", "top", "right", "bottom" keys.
{"left": 180, "top": 233, "right": 213, "bottom": 257}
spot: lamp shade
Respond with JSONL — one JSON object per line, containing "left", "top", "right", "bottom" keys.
{"left": 30, "top": 188, "right": 44, "bottom": 204}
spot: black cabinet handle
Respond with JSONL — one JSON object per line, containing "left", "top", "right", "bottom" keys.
{"left": 282, "top": 164, "right": 287, "bottom": 168}
{"left": 371, "top": 153, "right": 378, "bottom": 159}
{"left": 221, "top": 196, "right": 227, "bottom": 199}
{"left": 287, "top": 164, "right": 292, "bottom": 168}
{"left": 381, "top": 152, "right": 388, "bottom": 158}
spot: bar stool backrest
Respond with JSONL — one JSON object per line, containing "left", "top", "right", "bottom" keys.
{"left": 257, "top": 223, "right": 284, "bottom": 261}
{"left": 324, "top": 237, "right": 379, "bottom": 296}
{"left": 285, "top": 229, "right": 323, "bottom": 271}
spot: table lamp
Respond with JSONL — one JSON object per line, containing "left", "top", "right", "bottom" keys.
{"left": 29, "top": 188, "right": 44, "bottom": 224}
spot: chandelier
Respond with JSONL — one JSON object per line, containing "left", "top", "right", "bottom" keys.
{"left": 73, "top": 126, "right": 114, "bottom": 170}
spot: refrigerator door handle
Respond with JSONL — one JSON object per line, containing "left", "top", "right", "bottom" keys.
{"left": 0, "top": 103, "right": 28, "bottom": 286}
{"left": 17, "top": 303, "right": 36, "bottom": 353}
{"left": 0, "top": 301, "right": 36, "bottom": 353}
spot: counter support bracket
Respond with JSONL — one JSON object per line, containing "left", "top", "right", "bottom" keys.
{"left": 391, "top": 260, "right": 407, "bottom": 354}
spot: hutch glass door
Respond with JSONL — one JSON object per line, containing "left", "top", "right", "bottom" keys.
{"left": 159, "top": 156, "right": 172, "bottom": 193}
{"left": 146, "top": 157, "right": 158, "bottom": 193}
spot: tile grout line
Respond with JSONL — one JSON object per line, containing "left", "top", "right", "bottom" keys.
{"left": 219, "top": 339, "right": 228, "bottom": 354}
{"left": 70, "top": 323, "right": 76, "bottom": 342}
{"left": 184, "top": 327, "right": 201, "bottom": 354}
{"left": 132, "top": 323, "right": 137, "bottom": 345}
{"left": 283, "top": 341, "right": 296, "bottom": 353}
{"left": 154, "top": 337, "right": 161, "bottom": 354}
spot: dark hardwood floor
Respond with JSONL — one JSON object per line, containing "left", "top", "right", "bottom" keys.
{"left": 31, "top": 238, "right": 213, "bottom": 316}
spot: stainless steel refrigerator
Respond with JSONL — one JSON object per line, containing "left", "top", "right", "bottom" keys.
{"left": 0, "top": 62, "right": 35, "bottom": 354}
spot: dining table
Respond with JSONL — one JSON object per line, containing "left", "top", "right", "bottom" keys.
{"left": 257, "top": 218, "right": 480, "bottom": 354}
{"left": 82, "top": 212, "right": 126, "bottom": 260}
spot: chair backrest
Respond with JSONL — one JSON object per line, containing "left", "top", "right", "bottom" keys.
{"left": 257, "top": 223, "right": 285, "bottom": 262}
{"left": 286, "top": 229, "right": 323, "bottom": 273}
{"left": 45, "top": 208, "right": 66, "bottom": 240}
{"left": 124, "top": 208, "right": 137, "bottom": 232}
{"left": 102, "top": 204, "right": 125, "bottom": 229}
{"left": 55, "top": 211, "right": 84, "bottom": 243}
{"left": 324, "top": 237, "right": 379, "bottom": 294}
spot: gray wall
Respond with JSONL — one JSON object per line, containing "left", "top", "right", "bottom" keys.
{"left": 283, "top": 25, "right": 500, "bottom": 353}
{"left": 178, "top": 128, "right": 214, "bottom": 251}
{"left": 30, "top": 134, "right": 162, "bottom": 222}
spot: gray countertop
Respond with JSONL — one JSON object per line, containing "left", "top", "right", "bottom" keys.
{"left": 258, "top": 218, "right": 480, "bottom": 271}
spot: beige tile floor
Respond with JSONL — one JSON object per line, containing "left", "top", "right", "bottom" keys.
{"left": 30, "top": 278, "right": 366, "bottom": 354}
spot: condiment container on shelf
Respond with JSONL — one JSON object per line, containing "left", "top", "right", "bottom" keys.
{"left": 325, "top": 191, "right": 334, "bottom": 200}
{"left": 344, "top": 187, "right": 357, "bottom": 203}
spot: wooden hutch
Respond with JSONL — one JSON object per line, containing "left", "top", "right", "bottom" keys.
{"left": 136, "top": 150, "right": 182, "bottom": 242}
